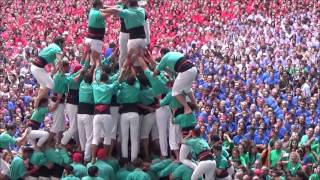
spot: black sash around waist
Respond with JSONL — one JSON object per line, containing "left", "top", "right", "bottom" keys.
{"left": 78, "top": 102, "right": 95, "bottom": 115}
{"left": 128, "top": 26, "right": 146, "bottom": 39}
{"left": 32, "top": 56, "right": 47, "bottom": 68}
{"left": 197, "top": 150, "right": 213, "bottom": 161}
{"left": 66, "top": 89, "right": 79, "bottom": 105}
{"left": 94, "top": 104, "right": 110, "bottom": 114}
{"left": 174, "top": 57, "right": 194, "bottom": 73}
{"left": 139, "top": 101, "right": 157, "bottom": 115}
{"left": 120, "top": 18, "right": 129, "bottom": 33}
{"left": 51, "top": 94, "right": 66, "bottom": 104}
{"left": 119, "top": 103, "right": 139, "bottom": 114}
{"left": 110, "top": 95, "right": 119, "bottom": 107}
{"left": 87, "top": 27, "right": 105, "bottom": 40}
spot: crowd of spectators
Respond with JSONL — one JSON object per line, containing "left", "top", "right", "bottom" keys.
{"left": 0, "top": 0, "right": 320, "bottom": 179}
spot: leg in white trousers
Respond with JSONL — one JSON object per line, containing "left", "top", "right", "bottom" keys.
{"left": 140, "top": 113, "right": 157, "bottom": 139}
{"left": 38, "top": 177, "right": 50, "bottom": 180}
{"left": 28, "top": 130, "right": 50, "bottom": 147}
{"left": 110, "top": 106, "right": 120, "bottom": 140}
{"left": 25, "top": 177, "right": 38, "bottom": 180}
{"left": 155, "top": 106, "right": 171, "bottom": 157}
{"left": 50, "top": 103, "right": 65, "bottom": 133}
{"left": 92, "top": 114, "right": 113, "bottom": 145}
{"left": 169, "top": 119, "right": 181, "bottom": 151}
{"left": 191, "top": 160, "right": 216, "bottom": 180}
{"left": 120, "top": 112, "right": 140, "bottom": 161}
{"left": 77, "top": 114, "right": 93, "bottom": 162}
{"left": 119, "top": 32, "right": 129, "bottom": 68}
{"left": 179, "top": 144, "right": 197, "bottom": 169}
{"left": 61, "top": 103, "right": 78, "bottom": 145}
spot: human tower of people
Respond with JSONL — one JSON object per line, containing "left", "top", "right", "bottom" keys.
{"left": 0, "top": 0, "right": 225, "bottom": 179}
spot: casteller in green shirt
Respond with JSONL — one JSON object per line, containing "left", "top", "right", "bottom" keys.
{"left": 9, "top": 155, "right": 26, "bottom": 180}
{"left": 0, "top": 132, "right": 17, "bottom": 149}
{"left": 61, "top": 175, "right": 81, "bottom": 180}
{"left": 309, "top": 173, "right": 320, "bottom": 180}
{"left": 185, "top": 137, "right": 210, "bottom": 156}
{"left": 53, "top": 71, "right": 70, "bottom": 94}
{"left": 173, "top": 113, "right": 196, "bottom": 129}
{"left": 144, "top": 69, "right": 169, "bottom": 96}
{"left": 30, "top": 107, "right": 49, "bottom": 124}
{"left": 118, "top": 7, "right": 145, "bottom": 30}
{"left": 171, "top": 164, "right": 193, "bottom": 180}
{"left": 88, "top": 8, "right": 106, "bottom": 29}
{"left": 127, "top": 168, "right": 151, "bottom": 180}
{"left": 92, "top": 81, "right": 119, "bottom": 105}
{"left": 156, "top": 52, "right": 184, "bottom": 72}
{"left": 39, "top": 43, "right": 62, "bottom": 64}
{"left": 87, "top": 160, "right": 115, "bottom": 180}
{"left": 117, "top": 80, "right": 140, "bottom": 104}
{"left": 79, "top": 81, "right": 94, "bottom": 104}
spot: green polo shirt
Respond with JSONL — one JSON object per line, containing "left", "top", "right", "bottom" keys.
{"left": 79, "top": 81, "right": 94, "bottom": 104}
{"left": 68, "top": 70, "right": 83, "bottom": 90}
{"left": 53, "top": 72, "right": 69, "bottom": 94}
{"left": 87, "top": 160, "right": 115, "bottom": 180}
{"left": 118, "top": 7, "right": 145, "bottom": 29}
{"left": 309, "top": 173, "right": 320, "bottom": 180}
{"left": 61, "top": 175, "right": 81, "bottom": 180}
{"left": 185, "top": 137, "right": 210, "bottom": 156}
{"left": 44, "top": 148, "right": 70, "bottom": 166}
{"left": 311, "top": 143, "right": 320, "bottom": 157}
{"left": 71, "top": 162, "right": 87, "bottom": 178}
{"left": 156, "top": 52, "right": 184, "bottom": 72}
{"left": 30, "top": 151, "right": 47, "bottom": 167}
{"left": 116, "top": 167, "right": 131, "bottom": 180}
{"left": 30, "top": 107, "right": 49, "bottom": 123}
{"left": 88, "top": 8, "right": 106, "bottom": 29}
{"left": 106, "top": 158, "right": 120, "bottom": 173}
{"left": 39, "top": 43, "right": 62, "bottom": 64}
{"left": 117, "top": 80, "right": 140, "bottom": 104}
{"left": 215, "top": 155, "right": 229, "bottom": 170}
{"left": 269, "top": 149, "right": 286, "bottom": 168}
{"left": 158, "top": 162, "right": 180, "bottom": 178}
{"left": 172, "top": 164, "right": 193, "bottom": 180}
{"left": 127, "top": 168, "right": 151, "bottom": 180}
{"left": 287, "top": 162, "right": 301, "bottom": 177}
{"left": 139, "top": 87, "right": 155, "bottom": 105}
{"left": 248, "top": 153, "right": 261, "bottom": 166}
{"left": 144, "top": 69, "right": 168, "bottom": 96}
{"left": 160, "top": 91, "right": 182, "bottom": 109}
{"left": 173, "top": 113, "right": 196, "bottom": 128}
{"left": 0, "top": 132, "right": 17, "bottom": 149}
{"left": 92, "top": 81, "right": 119, "bottom": 104}
{"left": 150, "top": 159, "right": 172, "bottom": 172}
{"left": 10, "top": 156, "right": 26, "bottom": 180}
{"left": 82, "top": 176, "right": 104, "bottom": 180}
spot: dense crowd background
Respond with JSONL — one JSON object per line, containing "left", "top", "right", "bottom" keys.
{"left": 0, "top": 0, "right": 320, "bottom": 179}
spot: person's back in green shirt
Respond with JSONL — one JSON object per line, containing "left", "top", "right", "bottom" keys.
{"left": 10, "top": 156, "right": 26, "bottom": 180}
{"left": 0, "top": 132, "right": 17, "bottom": 149}
{"left": 127, "top": 168, "right": 151, "bottom": 180}
{"left": 39, "top": 43, "right": 62, "bottom": 64}
{"left": 88, "top": 8, "right": 106, "bottom": 29}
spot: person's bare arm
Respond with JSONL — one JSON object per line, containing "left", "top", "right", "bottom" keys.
{"left": 100, "top": 7, "right": 121, "bottom": 15}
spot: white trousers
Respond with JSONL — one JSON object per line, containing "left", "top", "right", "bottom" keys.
{"left": 77, "top": 114, "right": 93, "bottom": 161}
{"left": 28, "top": 130, "right": 49, "bottom": 147}
{"left": 30, "top": 64, "right": 54, "bottom": 89}
{"left": 140, "top": 112, "right": 158, "bottom": 140}
{"left": 85, "top": 38, "right": 103, "bottom": 53}
{"left": 120, "top": 112, "right": 140, "bottom": 161}
{"left": 169, "top": 119, "right": 181, "bottom": 150}
{"left": 50, "top": 103, "right": 65, "bottom": 133}
{"left": 191, "top": 160, "right": 216, "bottom": 180}
{"left": 38, "top": 177, "right": 50, "bottom": 180}
{"left": 110, "top": 106, "right": 120, "bottom": 140}
{"left": 92, "top": 114, "right": 113, "bottom": 145}
{"left": 172, "top": 67, "right": 198, "bottom": 96}
{"left": 61, "top": 103, "right": 78, "bottom": 145}
{"left": 155, "top": 106, "right": 171, "bottom": 157}
{"left": 119, "top": 32, "right": 129, "bottom": 68}
{"left": 179, "top": 144, "right": 197, "bottom": 169}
